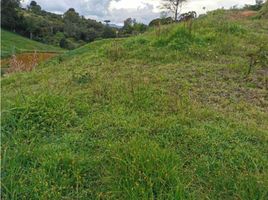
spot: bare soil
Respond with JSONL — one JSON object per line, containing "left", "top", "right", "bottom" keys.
{"left": 1, "top": 52, "right": 57, "bottom": 74}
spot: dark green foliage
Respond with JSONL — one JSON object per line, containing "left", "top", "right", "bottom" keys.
{"left": 59, "top": 38, "right": 77, "bottom": 50}
{"left": 149, "top": 17, "right": 174, "bottom": 26}
{"left": 1, "top": 0, "right": 22, "bottom": 30}
{"left": 122, "top": 18, "right": 148, "bottom": 35}
{"left": 102, "top": 26, "right": 117, "bottom": 38}
{"left": 28, "top": 1, "right": 41, "bottom": 13}
{"left": 1, "top": 1, "right": 116, "bottom": 49}
{"left": 59, "top": 38, "right": 67, "bottom": 48}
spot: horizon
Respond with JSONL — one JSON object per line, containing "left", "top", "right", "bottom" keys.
{"left": 22, "top": 0, "right": 257, "bottom": 25}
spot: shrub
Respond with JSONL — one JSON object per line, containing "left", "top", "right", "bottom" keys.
{"left": 154, "top": 27, "right": 210, "bottom": 51}
{"left": 59, "top": 38, "right": 77, "bottom": 50}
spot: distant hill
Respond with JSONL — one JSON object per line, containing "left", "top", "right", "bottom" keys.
{"left": 109, "top": 24, "right": 123, "bottom": 29}
{"left": 1, "top": 1, "right": 117, "bottom": 50}
{"left": 1, "top": 29, "right": 63, "bottom": 58}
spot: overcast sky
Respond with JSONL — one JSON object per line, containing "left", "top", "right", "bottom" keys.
{"left": 22, "top": 0, "right": 256, "bottom": 25}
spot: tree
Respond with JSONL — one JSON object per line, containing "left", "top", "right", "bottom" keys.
{"left": 1, "top": 0, "right": 21, "bottom": 31}
{"left": 63, "top": 8, "right": 80, "bottom": 23}
{"left": 24, "top": 15, "right": 40, "bottom": 39}
{"left": 244, "top": 0, "right": 264, "bottom": 11}
{"left": 256, "top": 0, "right": 264, "bottom": 6}
{"left": 104, "top": 20, "right": 111, "bottom": 26}
{"left": 102, "top": 27, "right": 116, "bottom": 38}
{"left": 161, "top": 0, "right": 187, "bottom": 21}
{"left": 28, "top": 1, "right": 41, "bottom": 13}
{"left": 132, "top": 23, "right": 147, "bottom": 34}
{"left": 122, "top": 18, "right": 135, "bottom": 34}
{"left": 63, "top": 8, "right": 80, "bottom": 38}
{"left": 60, "top": 38, "right": 67, "bottom": 48}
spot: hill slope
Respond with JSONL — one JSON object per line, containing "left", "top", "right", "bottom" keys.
{"left": 1, "top": 11, "right": 268, "bottom": 199}
{"left": 1, "top": 29, "right": 63, "bottom": 58}
{"left": 258, "top": 1, "right": 268, "bottom": 19}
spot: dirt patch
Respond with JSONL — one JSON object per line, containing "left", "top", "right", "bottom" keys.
{"left": 229, "top": 11, "right": 257, "bottom": 20}
{"left": 1, "top": 52, "right": 57, "bottom": 74}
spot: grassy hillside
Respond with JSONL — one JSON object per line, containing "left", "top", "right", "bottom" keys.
{"left": 1, "top": 10, "right": 268, "bottom": 199}
{"left": 258, "top": 1, "right": 268, "bottom": 19}
{"left": 1, "top": 29, "right": 63, "bottom": 58}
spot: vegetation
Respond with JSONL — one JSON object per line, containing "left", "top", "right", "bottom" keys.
{"left": 1, "top": 0, "right": 149, "bottom": 50}
{"left": 1, "top": 7, "right": 268, "bottom": 200}
{"left": 149, "top": 17, "right": 174, "bottom": 27}
{"left": 1, "top": 29, "right": 63, "bottom": 58}
{"left": 161, "top": 0, "right": 187, "bottom": 21}
{"left": 1, "top": 0, "right": 22, "bottom": 31}
{"left": 257, "top": 1, "right": 268, "bottom": 18}
{"left": 121, "top": 18, "right": 148, "bottom": 35}
{"left": 243, "top": 0, "right": 265, "bottom": 11}
{"left": 1, "top": 0, "right": 118, "bottom": 49}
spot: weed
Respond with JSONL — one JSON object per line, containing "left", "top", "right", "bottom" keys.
{"left": 106, "top": 41, "right": 125, "bottom": 61}
{"left": 72, "top": 71, "right": 92, "bottom": 85}
{"left": 218, "top": 23, "right": 246, "bottom": 35}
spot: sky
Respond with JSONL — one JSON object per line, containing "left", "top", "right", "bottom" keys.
{"left": 22, "top": 0, "right": 257, "bottom": 25}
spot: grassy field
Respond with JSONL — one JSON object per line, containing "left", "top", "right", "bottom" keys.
{"left": 1, "top": 29, "right": 63, "bottom": 58}
{"left": 1, "top": 10, "right": 268, "bottom": 199}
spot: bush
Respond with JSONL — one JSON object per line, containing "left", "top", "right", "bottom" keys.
{"left": 59, "top": 38, "right": 77, "bottom": 50}
{"left": 154, "top": 27, "right": 210, "bottom": 51}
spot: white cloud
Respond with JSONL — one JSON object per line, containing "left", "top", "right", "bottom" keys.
{"left": 22, "top": 0, "right": 257, "bottom": 24}
{"left": 108, "top": 3, "right": 159, "bottom": 25}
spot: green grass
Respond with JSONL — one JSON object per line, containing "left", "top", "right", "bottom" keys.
{"left": 1, "top": 29, "right": 63, "bottom": 58}
{"left": 1, "top": 10, "right": 268, "bottom": 199}
{"left": 258, "top": 1, "right": 268, "bottom": 19}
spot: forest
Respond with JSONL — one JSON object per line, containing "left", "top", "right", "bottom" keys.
{"left": 1, "top": 0, "right": 147, "bottom": 49}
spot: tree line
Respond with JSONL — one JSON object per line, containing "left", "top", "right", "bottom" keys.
{"left": 1, "top": 0, "right": 152, "bottom": 49}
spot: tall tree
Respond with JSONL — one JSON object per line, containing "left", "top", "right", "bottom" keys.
{"left": 24, "top": 15, "right": 40, "bottom": 39}
{"left": 1, "top": 0, "right": 21, "bottom": 31}
{"left": 161, "top": 0, "right": 187, "bottom": 21}
{"left": 123, "top": 18, "right": 135, "bottom": 34}
{"left": 63, "top": 8, "right": 80, "bottom": 23}
{"left": 28, "top": 1, "right": 42, "bottom": 13}
{"left": 63, "top": 8, "right": 80, "bottom": 38}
